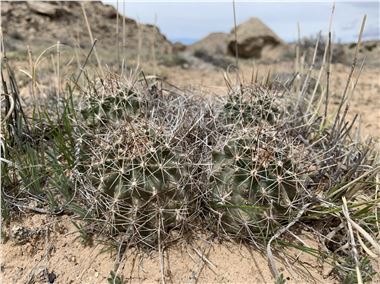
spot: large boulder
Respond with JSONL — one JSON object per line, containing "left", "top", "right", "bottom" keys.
{"left": 228, "top": 17, "right": 283, "bottom": 59}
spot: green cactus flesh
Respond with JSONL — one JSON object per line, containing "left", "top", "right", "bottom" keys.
{"left": 210, "top": 135, "right": 303, "bottom": 237}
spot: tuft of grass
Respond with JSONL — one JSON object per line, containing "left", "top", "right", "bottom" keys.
{"left": 72, "top": 220, "right": 94, "bottom": 247}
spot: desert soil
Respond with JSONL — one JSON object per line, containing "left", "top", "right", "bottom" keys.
{"left": 1, "top": 214, "right": 339, "bottom": 284}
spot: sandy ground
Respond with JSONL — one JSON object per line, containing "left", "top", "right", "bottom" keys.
{"left": 1, "top": 214, "right": 339, "bottom": 284}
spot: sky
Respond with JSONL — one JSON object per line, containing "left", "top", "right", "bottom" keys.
{"left": 104, "top": 1, "right": 380, "bottom": 44}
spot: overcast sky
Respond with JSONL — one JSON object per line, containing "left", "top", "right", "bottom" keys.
{"left": 104, "top": 1, "right": 379, "bottom": 44}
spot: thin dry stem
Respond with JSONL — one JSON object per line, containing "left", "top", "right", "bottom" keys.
{"left": 81, "top": 3, "right": 104, "bottom": 77}
{"left": 342, "top": 197, "right": 363, "bottom": 284}
{"left": 232, "top": 0, "right": 239, "bottom": 69}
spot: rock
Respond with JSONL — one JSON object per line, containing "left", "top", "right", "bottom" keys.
{"left": 26, "top": 2, "right": 66, "bottom": 18}
{"left": 35, "top": 267, "right": 49, "bottom": 283}
{"left": 261, "top": 44, "right": 288, "bottom": 62}
{"left": 190, "top": 32, "right": 229, "bottom": 55}
{"left": 48, "top": 271, "right": 57, "bottom": 283}
{"left": 30, "top": 267, "right": 57, "bottom": 283}
{"left": 10, "top": 225, "right": 30, "bottom": 245}
{"left": 1, "top": 2, "right": 12, "bottom": 14}
{"left": 228, "top": 17, "right": 283, "bottom": 59}
{"left": 173, "top": 42, "right": 187, "bottom": 53}
{"left": 103, "top": 4, "right": 117, "bottom": 18}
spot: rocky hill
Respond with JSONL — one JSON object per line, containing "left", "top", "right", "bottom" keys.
{"left": 188, "top": 32, "right": 229, "bottom": 55}
{"left": 227, "top": 17, "right": 284, "bottom": 59}
{"left": 1, "top": 1, "right": 173, "bottom": 57}
{"left": 188, "top": 17, "right": 287, "bottom": 62}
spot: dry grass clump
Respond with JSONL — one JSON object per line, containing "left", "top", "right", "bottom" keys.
{"left": 1, "top": 39, "right": 380, "bottom": 283}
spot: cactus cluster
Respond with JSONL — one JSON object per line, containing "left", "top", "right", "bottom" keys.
{"left": 3, "top": 66, "right": 378, "bottom": 282}
{"left": 73, "top": 80, "right": 206, "bottom": 247}
{"left": 80, "top": 87, "right": 141, "bottom": 125}
{"left": 66, "top": 78, "right": 377, "bottom": 250}
{"left": 209, "top": 129, "right": 307, "bottom": 238}
{"left": 207, "top": 85, "right": 312, "bottom": 240}
{"left": 222, "top": 86, "right": 288, "bottom": 125}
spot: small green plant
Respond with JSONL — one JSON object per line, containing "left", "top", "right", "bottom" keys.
{"left": 335, "top": 256, "right": 376, "bottom": 284}
{"left": 72, "top": 220, "right": 93, "bottom": 247}
{"left": 275, "top": 273, "right": 287, "bottom": 284}
{"left": 107, "top": 270, "right": 124, "bottom": 284}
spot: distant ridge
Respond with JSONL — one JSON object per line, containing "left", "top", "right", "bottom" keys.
{"left": 2, "top": 1, "right": 173, "bottom": 56}
{"left": 170, "top": 38, "right": 198, "bottom": 45}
